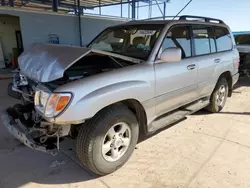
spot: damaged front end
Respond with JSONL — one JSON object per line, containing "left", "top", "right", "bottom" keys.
{"left": 2, "top": 103, "right": 71, "bottom": 155}
{"left": 3, "top": 43, "right": 140, "bottom": 155}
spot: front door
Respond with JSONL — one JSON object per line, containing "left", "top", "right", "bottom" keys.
{"left": 155, "top": 25, "right": 198, "bottom": 117}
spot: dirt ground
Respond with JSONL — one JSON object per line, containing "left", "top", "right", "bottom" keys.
{"left": 0, "top": 78, "right": 250, "bottom": 188}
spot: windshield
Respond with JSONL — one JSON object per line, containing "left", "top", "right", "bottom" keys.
{"left": 88, "top": 25, "right": 163, "bottom": 60}
{"left": 234, "top": 34, "right": 250, "bottom": 45}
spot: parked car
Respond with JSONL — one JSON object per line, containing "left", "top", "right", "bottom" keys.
{"left": 234, "top": 33, "right": 250, "bottom": 76}
{"left": 2, "top": 15, "right": 239, "bottom": 175}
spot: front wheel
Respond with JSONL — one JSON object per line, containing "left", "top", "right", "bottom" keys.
{"left": 76, "top": 104, "right": 139, "bottom": 175}
{"left": 206, "top": 77, "right": 228, "bottom": 113}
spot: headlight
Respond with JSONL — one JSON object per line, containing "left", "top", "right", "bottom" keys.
{"left": 35, "top": 91, "right": 72, "bottom": 117}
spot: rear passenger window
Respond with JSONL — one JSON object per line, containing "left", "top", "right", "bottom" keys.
{"left": 192, "top": 26, "right": 216, "bottom": 55}
{"left": 214, "top": 27, "right": 232, "bottom": 52}
{"left": 162, "top": 26, "right": 191, "bottom": 58}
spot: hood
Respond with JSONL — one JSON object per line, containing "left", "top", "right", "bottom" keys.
{"left": 18, "top": 44, "right": 91, "bottom": 83}
{"left": 18, "top": 43, "right": 141, "bottom": 83}
{"left": 236, "top": 45, "right": 250, "bottom": 53}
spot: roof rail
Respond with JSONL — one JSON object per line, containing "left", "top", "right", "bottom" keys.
{"left": 139, "top": 16, "right": 180, "bottom": 21}
{"left": 179, "top": 15, "right": 224, "bottom": 24}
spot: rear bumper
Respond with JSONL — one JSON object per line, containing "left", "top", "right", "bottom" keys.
{"left": 1, "top": 110, "right": 57, "bottom": 156}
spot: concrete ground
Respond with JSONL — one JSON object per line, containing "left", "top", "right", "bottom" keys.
{"left": 0, "top": 78, "right": 250, "bottom": 188}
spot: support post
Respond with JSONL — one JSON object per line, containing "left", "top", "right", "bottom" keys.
{"left": 137, "top": 1, "right": 139, "bottom": 19}
{"left": 74, "top": 0, "right": 77, "bottom": 15}
{"left": 120, "top": 0, "right": 122, "bottom": 17}
{"left": 9, "top": 0, "right": 14, "bottom": 7}
{"left": 128, "top": 2, "right": 130, "bottom": 18}
{"left": 77, "top": 0, "right": 83, "bottom": 46}
{"left": 99, "top": 0, "right": 101, "bottom": 15}
{"left": 52, "top": 0, "right": 58, "bottom": 12}
{"left": 148, "top": 0, "right": 152, "bottom": 19}
{"left": 163, "top": 1, "right": 166, "bottom": 19}
{"left": 131, "top": 0, "right": 136, "bottom": 19}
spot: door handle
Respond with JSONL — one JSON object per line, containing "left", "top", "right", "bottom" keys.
{"left": 187, "top": 64, "right": 196, "bottom": 70}
{"left": 214, "top": 58, "right": 221, "bottom": 63}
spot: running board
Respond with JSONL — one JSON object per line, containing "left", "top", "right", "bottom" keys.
{"left": 148, "top": 98, "right": 210, "bottom": 133}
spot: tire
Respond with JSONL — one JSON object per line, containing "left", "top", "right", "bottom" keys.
{"left": 206, "top": 77, "right": 228, "bottom": 113}
{"left": 76, "top": 104, "right": 139, "bottom": 175}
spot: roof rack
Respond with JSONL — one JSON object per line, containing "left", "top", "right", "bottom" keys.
{"left": 179, "top": 15, "right": 224, "bottom": 24}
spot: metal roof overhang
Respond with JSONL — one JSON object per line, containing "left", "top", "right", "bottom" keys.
{"left": 1, "top": 0, "right": 150, "bottom": 12}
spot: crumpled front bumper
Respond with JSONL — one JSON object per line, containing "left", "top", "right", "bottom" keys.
{"left": 2, "top": 110, "right": 57, "bottom": 156}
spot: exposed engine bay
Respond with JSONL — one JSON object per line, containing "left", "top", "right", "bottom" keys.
{"left": 5, "top": 52, "right": 137, "bottom": 154}
{"left": 47, "top": 53, "right": 135, "bottom": 88}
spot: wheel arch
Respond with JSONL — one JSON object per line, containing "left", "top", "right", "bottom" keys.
{"left": 121, "top": 99, "right": 148, "bottom": 141}
{"left": 90, "top": 99, "right": 148, "bottom": 141}
{"left": 218, "top": 71, "right": 233, "bottom": 97}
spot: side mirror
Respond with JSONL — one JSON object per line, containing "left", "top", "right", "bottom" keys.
{"left": 157, "top": 48, "right": 182, "bottom": 63}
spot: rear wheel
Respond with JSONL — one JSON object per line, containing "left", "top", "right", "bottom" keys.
{"left": 76, "top": 104, "right": 139, "bottom": 175}
{"left": 206, "top": 77, "right": 228, "bottom": 113}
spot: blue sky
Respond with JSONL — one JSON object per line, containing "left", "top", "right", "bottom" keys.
{"left": 85, "top": 0, "right": 250, "bottom": 31}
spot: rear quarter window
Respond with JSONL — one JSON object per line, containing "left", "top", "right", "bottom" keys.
{"left": 214, "top": 27, "right": 233, "bottom": 52}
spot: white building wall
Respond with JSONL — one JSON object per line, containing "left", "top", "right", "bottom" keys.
{"left": 0, "top": 8, "right": 128, "bottom": 51}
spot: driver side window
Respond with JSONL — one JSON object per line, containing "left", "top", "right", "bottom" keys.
{"left": 161, "top": 26, "right": 191, "bottom": 59}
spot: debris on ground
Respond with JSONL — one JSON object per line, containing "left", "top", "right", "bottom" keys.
{"left": 50, "top": 160, "right": 67, "bottom": 168}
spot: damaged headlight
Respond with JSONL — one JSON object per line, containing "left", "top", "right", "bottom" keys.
{"left": 35, "top": 91, "right": 72, "bottom": 117}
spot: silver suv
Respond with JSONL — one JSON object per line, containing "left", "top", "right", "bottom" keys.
{"left": 3, "top": 15, "right": 239, "bottom": 175}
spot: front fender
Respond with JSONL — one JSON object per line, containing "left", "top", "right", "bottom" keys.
{"left": 54, "top": 80, "right": 154, "bottom": 124}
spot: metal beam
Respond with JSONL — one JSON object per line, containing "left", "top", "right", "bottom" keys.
{"left": 154, "top": 0, "right": 164, "bottom": 16}
{"left": 136, "top": 2, "right": 163, "bottom": 8}
{"left": 26, "top": 0, "right": 90, "bottom": 9}
{"left": 90, "top": 0, "right": 137, "bottom": 9}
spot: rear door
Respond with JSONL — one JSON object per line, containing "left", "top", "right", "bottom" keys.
{"left": 155, "top": 25, "right": 198, "bottom": 116}
{"left": 193, "top": 25, "right": 235, "bottom": 97}
{"left": 214, "top": 26, "right": 238, "bottom": 76}
{"left": 191, "top": 25, "right": 219, "bottom": 97}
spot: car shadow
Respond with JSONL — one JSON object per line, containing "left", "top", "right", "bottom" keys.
{"left": 233, "top": 76, "right": 250, "bottom": 89}
{"left": 0, "top": 80, "right": 100, "bottom": 188}
{"left": 218, "top": 111, "right": 250, "bottom": 116}
{"left": 0, "top": 129, "right": 99, "bottom": 188}
{"left": 138, "top": 117, "right": 187, "bottom": 143}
